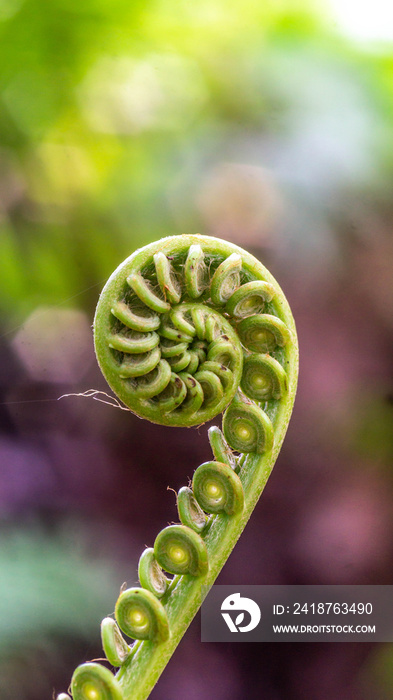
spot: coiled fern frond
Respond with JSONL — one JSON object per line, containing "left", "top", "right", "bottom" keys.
{"left": 59, "top": 234, "right": 298, "bottom": 700}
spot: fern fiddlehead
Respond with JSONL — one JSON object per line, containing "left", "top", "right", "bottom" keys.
{"left": 59, "top": 234, "right": 298, "bottom": 700}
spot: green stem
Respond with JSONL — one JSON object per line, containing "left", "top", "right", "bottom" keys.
{"left": 66, "top": 234, "right": 298, "bottom": 700}
{"left": 116, "top": 336, "right": 297, "bottom": 700}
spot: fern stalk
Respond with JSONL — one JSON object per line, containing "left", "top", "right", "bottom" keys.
{"left": 60, "top": 234, "right": 298, "bottom": 700}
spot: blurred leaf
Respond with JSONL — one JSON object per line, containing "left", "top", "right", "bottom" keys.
{"left": 0, "top": 528, "right": 120, "bottom": 648}
{"left": 0, "top": 526, "right": 123, "bottom": 698}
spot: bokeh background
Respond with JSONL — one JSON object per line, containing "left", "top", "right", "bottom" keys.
{"left": 0, "top": 1, "right": 393, "bottom": 698}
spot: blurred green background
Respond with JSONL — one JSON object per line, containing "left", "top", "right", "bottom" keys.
{"left": 1, "top": 1, "right": 393, "bottom": 698}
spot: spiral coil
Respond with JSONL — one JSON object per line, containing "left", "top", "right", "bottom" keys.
{"left": 59, "top": 235, "right": 298, "bottom": 700}
{"left": 94, "top": 235, "right": 290, "bottom": 431}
